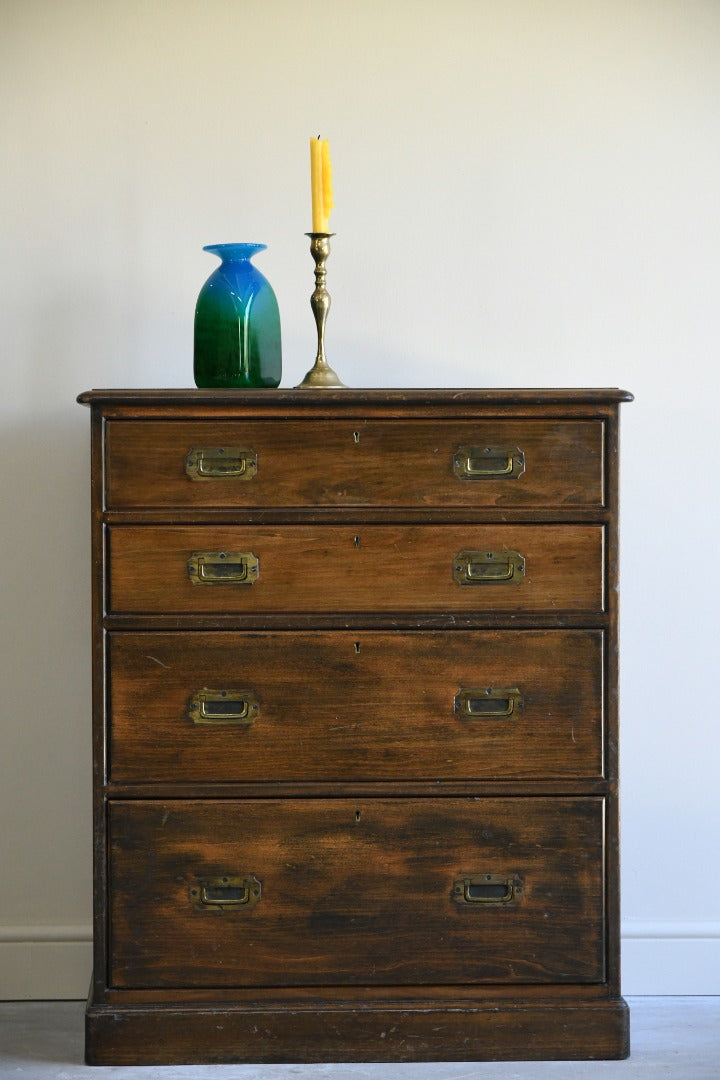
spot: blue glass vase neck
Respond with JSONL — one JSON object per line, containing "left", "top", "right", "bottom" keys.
{"left": 203, "top": 243, "right": 266, "bottom": 264}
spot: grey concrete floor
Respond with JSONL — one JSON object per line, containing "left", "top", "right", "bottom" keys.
{"left": 0, "top": 998, "right": 718, "bottom": 1079}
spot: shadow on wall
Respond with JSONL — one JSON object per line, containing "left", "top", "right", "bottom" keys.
{"left": 0, "top": 407, "right": 92, "bottom": 924}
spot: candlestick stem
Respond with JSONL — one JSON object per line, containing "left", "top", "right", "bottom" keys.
{"left": 296, "top": 233, "right": 346, "bottom": 388}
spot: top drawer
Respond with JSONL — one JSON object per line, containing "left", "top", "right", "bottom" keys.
{"left": 105, "top": 419, "right": 604, "bottom": 510}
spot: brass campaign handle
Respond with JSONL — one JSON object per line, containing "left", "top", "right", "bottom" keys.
{"left": 452, "top": 874, "right": 522, "bottom": 905}
{"left": 453, "top": 550, "right": 525, "bottom": 585}
{"left": 453, "top": 446, "right": 525, "bottom": 480}
{"left": 455, "top": 687, "right": 523, "bottom": 720}
{"left": 191, "top": 875, "right": 262, "bottom": 910}
{"left": 187, "top": 551, "right": 259, "bottom": 585}
{"left": 188, "top": 690, "right": 259, "bottom": 726}
{"left": 185, "top": 447, "right": 257, "bottom": 480}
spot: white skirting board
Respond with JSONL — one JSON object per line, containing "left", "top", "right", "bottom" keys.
{"left": 0, "top": 928, "right": 92, "bottom": 1001}
{"left": 1, "top": 924, "right": 719, "bottom": 999}
{"left": 621, "top": 922, "right": 720, "bottom": 996}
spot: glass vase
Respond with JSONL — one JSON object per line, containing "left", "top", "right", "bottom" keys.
{"left": 193, "top": 243, "right": 281, "bottom": 388}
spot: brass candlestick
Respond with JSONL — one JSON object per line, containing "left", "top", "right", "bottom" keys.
{"left": 296, "top": 232, "right": 346, "bottom": 388}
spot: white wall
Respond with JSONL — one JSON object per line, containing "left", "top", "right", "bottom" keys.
{"left": 1, "top": 0, "right": 719, "bottom": 998}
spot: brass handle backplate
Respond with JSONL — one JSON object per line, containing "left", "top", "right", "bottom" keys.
{"left": 452, "top": 874, "right": 523, "bottom": 906}
{"left": 185, "top": 447, "right": 257, "bottom": 481}
{"left": 453, "top": 550, "right": 525, "bottom": 585}
{"left": 188, "top": 690, "right": 259, "bottom": 726}
{"left": 187, "top": 551, "right": 259, "bottom": 585}
{"left": 453, "top": 446, "right": 525, "bottom": 480}
{"left": 455, "top": 687, "right": 524, "bottom": 719}
{"left": 191, "top": 874, "right": 262, "bottom": 910}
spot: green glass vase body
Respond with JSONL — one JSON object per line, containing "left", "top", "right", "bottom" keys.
{"left": 194, "top": 243, "right": 281, "bottom": 388}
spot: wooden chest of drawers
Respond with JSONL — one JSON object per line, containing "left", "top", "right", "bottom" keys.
{"left": 79, "top": 388, "right": 631, "bottom": 1064}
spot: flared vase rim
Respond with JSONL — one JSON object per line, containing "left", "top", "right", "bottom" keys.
{"left": 203, "top": 243, "right": 267, "bottom": 261}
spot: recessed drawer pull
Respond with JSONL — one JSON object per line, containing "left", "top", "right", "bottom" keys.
{"left": 453, "top": 874, "right": 522, "bottom": 905}
{"left": 185, "top": 447, "right": 257, "bottom": 481}
{"left": 188, "top": 690, "right": 259, "bottom": 726}
{"left": 455, "top": 687, "right": 523, "bottom": 719}
{"left": 453, "top": 446, "right": 525, "bottom": 480}
{"left": 453, "top": 550, "right": 525, "bottom": 585}
{"left": 191, "top": 874, "right": 262, "bottom": 910}
{"left": 187, "top": 551, "right": 259, "bottom": 585}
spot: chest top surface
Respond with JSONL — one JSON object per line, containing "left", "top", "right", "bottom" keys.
{"left": 79, "top": 387, "right": 633, "bottom": 407}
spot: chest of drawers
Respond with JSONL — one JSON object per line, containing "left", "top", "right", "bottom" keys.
{"left": 79, "top": 387, "right": 631, "bottom": 1064}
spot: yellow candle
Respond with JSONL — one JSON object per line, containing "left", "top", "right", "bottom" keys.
{"left": 310, "top": 136, "right": 333, "bottom": 232}
{"left": 321, "top": 138, "right": 333, "bottom": 225}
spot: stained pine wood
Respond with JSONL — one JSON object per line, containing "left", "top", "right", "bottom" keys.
{"left": 108, "top": 797, "right": 605, "bottom": 989}
{"left": 108, "top": 524, "right": 604, "bottom": 615}
{"left": 79, "top": 387, "right": 634, "bottom": 406}
{"left": 105, "top": 418, "right": 604, "bottom": 509}
{"left": 80, "top": 388, "right": 630, "bottom": 1064}
{"left": 85, "top": 999, "right": 630, "bottom": 1065}
{"left": 108, "top": 629, "right": 603, "bottom": 782}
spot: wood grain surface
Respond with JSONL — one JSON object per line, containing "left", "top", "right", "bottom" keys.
{"left": 83, "top": 389, "right": 629, "bottom": 1063}
{"left": 108, "top": 797, "right": 605, "bottom": 989}
{"left": 108, "top": 629, "right": 603, "bottom": 782}
{"left": 86, "top": 998, "right": 630, "bottom": 1065}
{"left": 108, "top": 524, "right": 604, "bottom": 615}
{"left": 105, "top": 418, "right": 604, "bottom": 509}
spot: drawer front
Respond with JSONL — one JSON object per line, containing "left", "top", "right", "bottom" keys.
{"left": 108, "top": 797, "right": 605, "bottom": 988}
{"left": 108, "top": 524, "right": 604, "bottom": 615}
{"left": 105, "top": 419, "right": 604, "bottom": 509}
{"left": 109, "top": 630, "right": 603, "bottom": 782}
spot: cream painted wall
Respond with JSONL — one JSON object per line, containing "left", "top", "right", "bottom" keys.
{"left": 1, "top": 0, "right": 719, "bottom": 998}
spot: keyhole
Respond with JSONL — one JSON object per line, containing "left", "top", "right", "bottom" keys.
{"left": 355, "top": 809, "right": 361, "bottom": 822}
{"left": 354, "top": 535, "right": 361, "bottom": 548}
{"left": 354, "top": 642, "right": 361, "bottom": 653}
{"left": 353, "top": 431, "right": 360, "bottom": 444}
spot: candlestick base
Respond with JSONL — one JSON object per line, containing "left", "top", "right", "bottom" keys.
{"left": 296, "top": 232, "right": 347, "bottom": 389}
{"left": 296, "top": 360, "right": 346, "bottom": 389}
